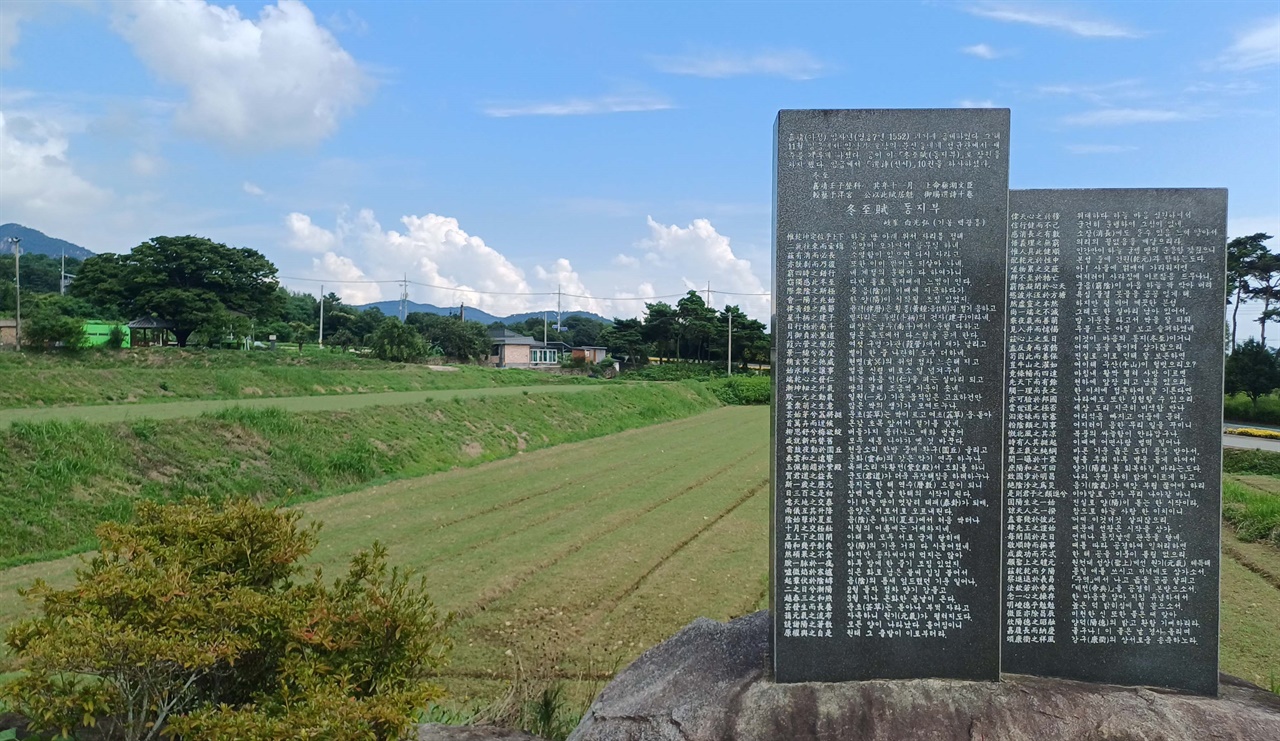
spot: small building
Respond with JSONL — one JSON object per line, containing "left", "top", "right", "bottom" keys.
{"left": 83, "top": 321, "right": 131, "bottom": 348}
{"left": 488, "top": 328, "right": 561, "bottom": 368}
{"left": 127, "top": 317, "right": 176, "bottom": 347}
{"left": 0, "top": 318, "right": 15, "bottom": 350}
{"left": 572, "top": 346, "right": 609, "bottom": 364}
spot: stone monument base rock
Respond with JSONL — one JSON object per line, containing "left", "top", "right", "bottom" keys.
{"left": 568, "top": 611, "right": 1280, "bottom": 741}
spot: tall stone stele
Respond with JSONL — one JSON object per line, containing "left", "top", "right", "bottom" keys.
{"left": 771, "top": 108, "right": 1010, "bottom": 682}
{"left": 1003, "top": 188, "right": 1226, "bottom": 695}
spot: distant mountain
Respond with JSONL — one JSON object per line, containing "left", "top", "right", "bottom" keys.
{"left": 0, "top": 224, "right": 95, "bottom": 259}
{"left": 350, "top": 300, "right": 611, "bottom": 326}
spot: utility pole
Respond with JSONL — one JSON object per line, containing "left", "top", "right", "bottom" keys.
{"left": 60, "top": 250, "right": 65, "bottom": 295}
{"left": 543, "top": 311, "right": 548, "bottom": 344}
{"left": 318, "top": 284, "right": 325, "bottom": 349}
{"left": 705, "top": 281, "right": 712, "bottom": 306}
{"left": 727, "top": 309, "right": 733, "bottom": 377}
{"left": 399, "top": 274, "right": 408, "bottom": 321}
{"left": 9, "top": 237, "right": 20, "bottom": 350}
{"left": 460, "top": 302, "right": 466, "bottom": 321}
{"left": 556, "top": 283, "right": 562, "bottom": 331}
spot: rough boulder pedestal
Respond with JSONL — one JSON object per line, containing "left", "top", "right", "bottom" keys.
{"left": 568, "top": 611, "right": 1280, "bottom": 741}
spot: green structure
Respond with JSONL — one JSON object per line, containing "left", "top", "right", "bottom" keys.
{"left": 82, "top": 321, "right": 130, "bottom": 348}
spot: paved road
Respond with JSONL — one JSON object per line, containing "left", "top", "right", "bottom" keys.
{"left": 0, "top": 385, "right": 603, "bottom": 429}
{"left": 1223, "top": 433, "right": 1280, "bottom": 452}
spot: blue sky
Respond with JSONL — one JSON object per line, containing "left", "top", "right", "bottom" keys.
{"left": 2, "top": 1, "right": 1277, "bottom": 323}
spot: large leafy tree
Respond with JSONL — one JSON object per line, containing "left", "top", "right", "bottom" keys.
{"left": 1248, "top": 252, "right": 1280, "bottom": 349}
{"left": 1227, "top": 233, "right": 1273, "bottom": 350}
{"left": 71, "top": 236, "right": 282, "bottom": 346}
{"left": 641, "top": 301, "right": 677, "bottom": 361}
{"left": 1225, "top": 339, "right": 1280, "bottom": 412}
{"left": 407, "top": 313, "right": 491, "bottom": 361}
{"left": 601, "top": 317, "right": 647, "bottom": 366}
{"left": 675, "top": 290, "right": 718, "bottom": 361}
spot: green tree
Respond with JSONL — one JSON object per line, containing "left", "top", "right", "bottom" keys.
{"left": 1249, "top": 253, "right": 1280, "bottom": 349}
{"left": 288, "top": 321, "right": 314, "bottom": 352}
{"left": 641, "top": 301, "right": 676, "bottom": 362}
{"left": 407, "top": 313, "right": 491, "bottom": 361}
{"left": 600, "top": 317, "right": 647, "bottom": 367}
{"left": 2, "top": 499, "right": 449, "bottom": 741}
{"left": 1228, "top": 233, "right": 1273, "bottom": 350}
{"left": 675, "top": 291, "right": 717, "bottom": 362}
{"left": 370, "top": 317, "right": 427, "bottom": 362}
{"left": 1225, "top": 339, "right": 1280, "bottom": 412}
{"left": 71, "top": 236, "right": 282, "bottom": 347}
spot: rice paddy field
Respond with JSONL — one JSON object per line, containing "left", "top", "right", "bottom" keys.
{"left": 4, "top": 404, "right": 1279, "bottom": 717}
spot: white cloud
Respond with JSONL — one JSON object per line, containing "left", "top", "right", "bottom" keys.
{"left": 326, "top": 8, "right": 368, "bottom": 35}
{"left": 284, "top": 208, "right": 539, "bottom": 315}
{"left": 959, "top": 99, "right": 997, "bottom": 108}
{"left": 1035, "top": 79, "right": 1149, "bottom": 105}
{"left": 283, "top": 210, "right": 773, "bottom": 320}
{"left": 964, "top": 2, "right": 1141, "bottom": 39}
{"left": 1061, "top": 108, "right": 1197, "bottom": 126}
{"left": 1065, "top": 143, "right": 1137, "bottom": 154}
{"left": 0, "top": 109, "right": 110, "bottom": 236}
{"left": 961, "top": 43, "right": 1003, "bottom": 60}
{"left": 284, "top": 212, "right": 339, "bottom": 253}
{"left": 129, "top": 152, "right": 165, "bottom": 176}
{"left": 483, "top": 93, "right": 672, "bottom": 118}
{"left": 242, "top": 181, "right": 265, "bottom": 197}
{"left": 112, "top": 0, "right": 372, "bottom": 149}
{"left": 0, "top": 6, "right": 29, "bottom": 68}
{"left": 651, "top": 49, "right": 827, "bottom": 80}
{"left": 535, "top": 258, "right": 608, "bottom": 316}
{"left": 1216, "top": 17, "right": 1280, "bottom": 71}
{"left": 636, "top": 217, "right": 770, "bottom": 318}
{"left": 311, "top": 252, "right": 383, "bottom": 305}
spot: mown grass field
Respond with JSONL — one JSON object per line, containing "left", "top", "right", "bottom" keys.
{"left": 0, "top": 382, "right": 717, "bottom": 568}
{"left": 5, "top": 405, "right": 1278, "bottom": 713}
{"left": 0, "top": 348, "right": 587, "bottom": 409}
{"left": 0, "top": 384, "right": 600, "bottom": 429}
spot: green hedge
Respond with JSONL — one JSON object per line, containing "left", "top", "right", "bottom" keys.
{"left": 704, "top": 376, "right": 771, "bottom": 405}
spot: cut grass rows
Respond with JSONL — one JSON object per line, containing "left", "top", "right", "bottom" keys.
{"left": 0, "top": 382, "right": 716, "bottom": 569}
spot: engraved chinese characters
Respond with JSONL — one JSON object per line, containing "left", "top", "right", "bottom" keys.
{"left": 773, "top": 109, "right": 1009, "bottom": 682}
{"left": 1003, "top": 189, "right": 1225, "bottom": 696}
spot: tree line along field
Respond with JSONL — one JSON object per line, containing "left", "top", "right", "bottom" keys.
{"left": 0, "top": 348, "right": 594, "bottom": 409}
{"left": 2, "top": 404, "right": 1278, "bottom": 716}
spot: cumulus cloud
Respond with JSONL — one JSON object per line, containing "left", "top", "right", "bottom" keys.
{"left": 961, "top": 43, "right": 1003, "bottom": 59}
{"left": 284, "top": 208, "right": 541, "bottom": 315}
{"left": 0, "top": 109, "right": 110, "bottom": 237}
{"left": 651, "top": 49, "right": 827, "bottom": 80}
{"left": 964, "top": 2, "right": 1140, "bottom": 38}
{"left": 1216, "top": 17, "right": 1280, "bottom": 70}
{"left": 0, "top": 6, "right": 28, "bottom": 68}
{"left": 312, "top": 251, "right": 382, "bottom": 305}
{"left": 636, "top": 217, "right": 770, "bottom": 318}
{"left": 282, "top": 210, "right": 773, "bottom": 320}
{"left": 483, "top": 92, "right": 672, "bottom": 118}
{"left": 112, "top": 0, "right": 372, "bottom": 149}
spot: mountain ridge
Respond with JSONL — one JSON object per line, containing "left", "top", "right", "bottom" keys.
{"left": 0, "top": 224, "right": 95, "bottom": 259}
{"left": 350, "top": 300, "right": 612, "bottom": 326}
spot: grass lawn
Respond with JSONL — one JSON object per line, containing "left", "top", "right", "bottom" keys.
{"left": 0, "top": 384, "right": 600, "bottom": 429}
{"left": 0, "top": 347, "right": 589, "bottom": 409}
{"left": 5, "top": 405, "right": 1277, "bottom": 717}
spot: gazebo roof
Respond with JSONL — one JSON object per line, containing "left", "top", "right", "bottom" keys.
{"left": 127, "top": 317, "right": 177, "bottom": 330}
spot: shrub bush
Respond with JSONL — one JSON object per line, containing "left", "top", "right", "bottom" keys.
{"left": 2, "top": 499, "right": 450, "bottom": 741}
{"left": 705, "top": 375, "right": 771, "bottom": 405}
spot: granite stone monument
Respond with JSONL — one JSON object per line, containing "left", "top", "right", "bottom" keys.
{"left": 1003, "top": 188, "right": 1226, "bottom": 695}
{"left": 772, "top": 108, "right": 1010, "bottom": 682}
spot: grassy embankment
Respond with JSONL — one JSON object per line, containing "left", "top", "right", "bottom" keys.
{"left": 5, "top": 403, "right": 1278, "bottom": 714}
{"left": 1220, "top": 450, "right": 1280, "bottom": 690}
{"left": 0, "top": 348, "right": 589, "bottom": 409}
{"left": 0, "top": 381, "right": 718, "bottom": 569}
{"left": 0, "top": 405, "right": 768, "bottom": 723}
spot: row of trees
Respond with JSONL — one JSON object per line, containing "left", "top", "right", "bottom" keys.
{"left": 14, "top": 234, "right": 775, "bottom": 364}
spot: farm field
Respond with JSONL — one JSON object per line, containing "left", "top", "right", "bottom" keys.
{"left": 4, "top": 405, "right": 1279, "bottom": 713}
{"left": 0, "top": 383, "right": 601, "bottom": 429}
